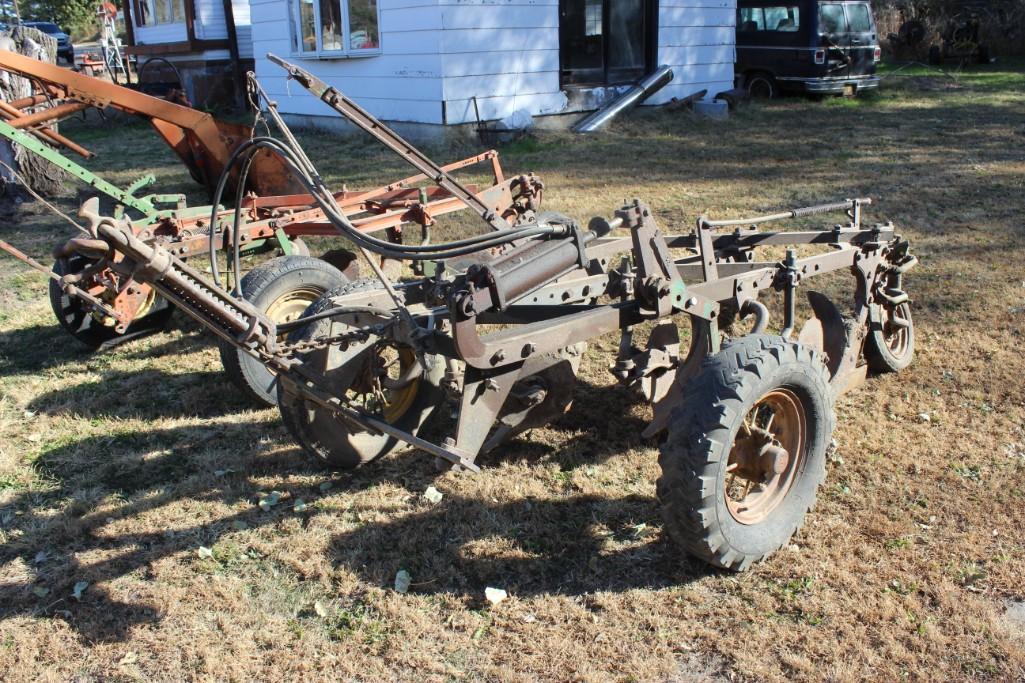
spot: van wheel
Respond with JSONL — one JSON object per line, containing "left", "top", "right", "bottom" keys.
{"left": 746, "top": 72, "right": 776, "bottom": 99}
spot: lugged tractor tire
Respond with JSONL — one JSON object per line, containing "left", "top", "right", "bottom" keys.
{"left": 218, "top": 255, "right": 347, "bottom": 407}
{"left": 278, "top": 279, "right": 446, "bottom": 470}
{"left": 656, "top": 335, "right": 835, "bottom": 572}
{"left": 49, "top": 254, "right": 174, "bottom": 350}
{"left": 864, "top": 301, "right": 915, "bottom": 373}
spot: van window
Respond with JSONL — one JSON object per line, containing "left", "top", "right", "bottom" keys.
{"left": 764, "top": 6, "right": 799, "bottom": 31}
{"left": 739, "top": 6, "right": 800, "bottom": 33}
{"left": 818, "top": 3, "right": 847, "bottom": 33}
{"left": 845, "top": 3, "right": 872, "bottom": 32}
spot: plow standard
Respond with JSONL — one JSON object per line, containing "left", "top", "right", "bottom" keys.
{"left": 0, "top": 55, "right": 917, "bottom": 571}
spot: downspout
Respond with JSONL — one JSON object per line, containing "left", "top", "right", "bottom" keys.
{"left": 571, "top": 65, "right": 674, "bottom": 134}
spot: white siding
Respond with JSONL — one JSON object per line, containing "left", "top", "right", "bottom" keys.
{"left": 131, "top": 0, "right": 253, "bottom": 59}
{"left": 233, "top": 0, "right": 254, "bottom": 59}
{"left": 647, "top": 0, "right": 735, "bottom": 104}
{"left": 249, "top": 0, "right": 736, "bottom": 125}
{"left": 438, "top": 0, "right": 735, "bottom": 124}
{"left": 250, "top": 0, "right": 446, "bottom": 124}
{"left": 133, "top": 22, "right": 188, "bottom": 45}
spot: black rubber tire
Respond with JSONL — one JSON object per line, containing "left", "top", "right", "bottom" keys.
{"left": 864, "top": 301, "right": 915, "bottom": 373}
{"left": 278, "top": 279, "right": 445, "bottom": 470}
{"left": 218, "top": 255, "right": 347, "bottom": 407}
{"left": 48, "top": 255, "right": 174, "bottom": 350}
{"left": 656, "top": 335, "right": 835, "bottom": 572}
{"left": 928, "top": 45, "right": 942, "bottom": 65}
{"left": 746, "top": 72, "right": 776, "bottom": 99}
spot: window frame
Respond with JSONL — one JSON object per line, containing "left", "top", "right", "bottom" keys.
{"left": 817, "top": 3, "right": 848, "bottom": 34}
{"left": 289, "top": 0, "right": 382, "bottom": 59}
{"left": 844, "top": 3, "right": 873, "bottom": 33}
{"left": 738, "top": 6, "right": 801, "bottom": 34}
{"left": 133, "top": 0, "right": 186, "bottom": 27}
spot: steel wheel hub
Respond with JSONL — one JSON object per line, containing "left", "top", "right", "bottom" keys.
{"left": 725, "top": 388, "right": 807, "bottom": 524}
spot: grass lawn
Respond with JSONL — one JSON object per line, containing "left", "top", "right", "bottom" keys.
{"left": 0, "top": 60, "right": 1023, "bottom": 681}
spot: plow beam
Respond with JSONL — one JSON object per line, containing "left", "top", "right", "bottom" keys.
{"left": 0, "top": 49, "right": 291, "bottom": 195}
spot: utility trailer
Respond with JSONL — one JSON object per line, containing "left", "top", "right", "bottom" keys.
{"left": 2, "top": 57, "right": 917, "bottom": 571}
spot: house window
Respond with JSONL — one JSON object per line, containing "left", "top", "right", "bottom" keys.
{"left": 134, "top": 0, "right": 185, "bottom": 26}
{"left": 290, "top": 0, "right": 380, "bottom": 58}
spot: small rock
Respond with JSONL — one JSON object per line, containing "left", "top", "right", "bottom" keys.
{"left": 71, "top": 581, "right": 89, "bottom": 601}
{"left": 1004, "top": 600, "right": 1025, "bottom": 628}
{"left": 918, "top": 412, "right": 931, "bottom": 423}
{"left": 118, "top": 652, "right": 138, "bottom": 665}
{"left": 522, "top": 613, "right": 537, "bottom": 623}
{"left": 394, "top": 569, "right": 412, "bottom": 594}
{"left": 423, "top": 486, "right": 444, "bottom": 504}
{"left": 197, "top": 546, "right": 213, "bottom": 559}
{"left": 485, "top": 587, "right": 507, "bottom": 606}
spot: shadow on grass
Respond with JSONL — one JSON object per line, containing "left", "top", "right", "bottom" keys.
{"left": 0, "top": 311, "right": 210, "bottom": 377}
{"left": 26, "top": 367, "right": 256, "bottom": 420}
{"left": 325, "top": 492, "right": 711, "bottom": 600}
{"left": 0, "top": 421, "right": 307, "bottom": 642}
{"left": 0, "top": 373, "right": 705, "bottom": 643}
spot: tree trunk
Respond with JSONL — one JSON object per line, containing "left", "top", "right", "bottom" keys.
{"left": 0, "top": 26, "right": 69, "bottom": 208}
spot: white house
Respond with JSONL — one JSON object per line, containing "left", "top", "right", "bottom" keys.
{"left": 120, "top": 0, "right": 254, "bottom": 106}
{"left": 123, "top": 0, "right": 736, "bottom": 128}
{"left": 251, "top": 0, "right": 735, "bottom": 129}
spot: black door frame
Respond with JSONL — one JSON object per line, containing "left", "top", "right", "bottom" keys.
{"left": 559, "top": 0, "right": 660, "bottom": 87}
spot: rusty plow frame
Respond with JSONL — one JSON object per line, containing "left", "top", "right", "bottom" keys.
{"left": 0, "top": 55, "right": 920, "bottom": 572}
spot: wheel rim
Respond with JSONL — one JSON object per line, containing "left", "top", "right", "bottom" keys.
{"left": 725, "top": 388, "right": 807, "bottom": 524}
{"left": 266, "top": 287, "right": 323, "bottom": 339}
{"left": 881, "top": 302, "right": 912, "bottom": 360}
{"left": 347, "top": 343, "right": 421, "bottom": 423}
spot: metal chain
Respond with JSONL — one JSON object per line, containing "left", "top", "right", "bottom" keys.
{"left": 276, "top": 327, "right": 376, "bottom": 356}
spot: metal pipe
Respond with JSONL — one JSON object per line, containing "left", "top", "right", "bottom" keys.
{"left": 0, "top": 100, "right": 94, "bottom": 158}
{"left": 700, "top": 198, "right": 871, "bottom": 229}
{"left": 7, "top": 100, "right": 89, "bottom": 129}
{"left": 571, "top": 66, "right": 674, "bottom": 134}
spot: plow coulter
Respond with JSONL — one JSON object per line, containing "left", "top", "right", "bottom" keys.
{"left": 0, "top": 55, "right": 918, "bottom": 572}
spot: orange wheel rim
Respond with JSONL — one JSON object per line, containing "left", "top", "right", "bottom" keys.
{"left": 725, "top": 388, "right": 806, "bottom": 524}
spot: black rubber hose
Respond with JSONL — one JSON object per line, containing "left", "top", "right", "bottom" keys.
{"left": 210, "top": 136, "right": 560, "bottom": 262}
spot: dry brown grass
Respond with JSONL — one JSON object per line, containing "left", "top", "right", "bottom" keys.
{"left": 1, "top": 61, "right": 1024, "bottom": 681}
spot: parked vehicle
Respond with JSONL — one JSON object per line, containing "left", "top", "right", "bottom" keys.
{"left": 735, "top": 0, "right": 882, "bottom": 97}
{"left": 23, "top": 21, "right": 74, "bottom": 64}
